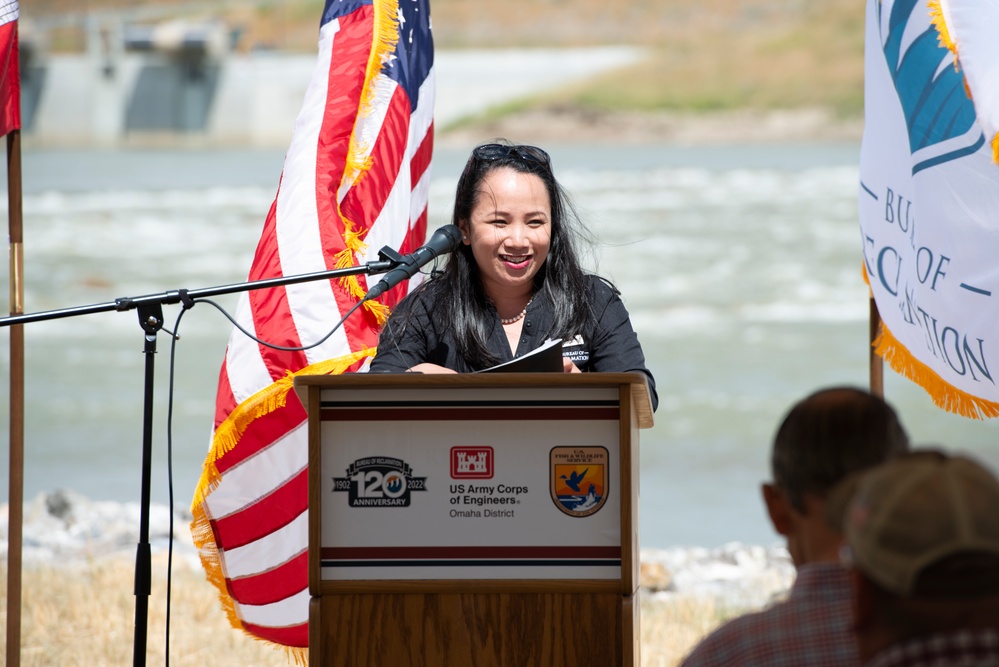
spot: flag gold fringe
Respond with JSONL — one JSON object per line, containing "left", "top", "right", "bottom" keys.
{"left": 192, "top": 347, "right": 377, "bottom": 506}
{"left": 363, "top": 295, "right": 390, "bottom": 324}
{"left": 333, "top": 245, "right": 390, "bottom": 325}
{"left": 189, "top": 496, "right": 310, "bottom": 661}
{"left": 190, "top": 347, "right": 377, "bottom": 661}
{"left": 189, "top": 504, "right": 310, "bottom": 665}
{"left": 928, "top": 0, "right": 957, "bottom": 55}
{"left": 992, "top": 131, "right": 999, "bottom": 165}
{"left": 190, "top": 507, "right": 310, "bottom": 666}
{"left": 865, "top": 264, "right": 999, "bottom": 419}
{"left": 359, "top": 0, "right": 401, "bottom": 124}
{"left": 873, "top": 324, "right": 999, "bottom": 419}
{"left": 333, "top": 0, "right": 403, "bottom": 319}
{"left": 927, "top": 0, "right": 979, "bottom": 111}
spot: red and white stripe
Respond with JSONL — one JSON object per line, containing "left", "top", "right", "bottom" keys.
{"left": 193, "top": 1, "right": 434, "bottom": 648}
{"left": 0, "top": 0, "right": 19, "bottom": 137}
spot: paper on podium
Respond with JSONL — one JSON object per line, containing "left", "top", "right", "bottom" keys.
{"left": 477, "top": 338, "right": 563, "bottom": 373}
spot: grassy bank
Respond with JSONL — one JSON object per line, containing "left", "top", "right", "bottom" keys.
{"left": 0, "top": 557, "right": 747, "bottom": 666}
{"left": 0, "top": 557, "right": 283, "bottom": 666}
{"left": 26, "top": 0, "right": 865, "bottom": 123}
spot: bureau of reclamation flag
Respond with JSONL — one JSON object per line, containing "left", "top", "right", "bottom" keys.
{"left": 0, "top": 0, "right": 19, "bottom": 137}
{"left": 190, "top": 0, "right": 435, "bottom": 653}
{"left": 860, "top": 0, "right": 999, "bottom": 418}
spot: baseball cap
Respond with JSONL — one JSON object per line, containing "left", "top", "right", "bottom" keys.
{"left": 827, "top": 450, "right": 999, "bottom": 596}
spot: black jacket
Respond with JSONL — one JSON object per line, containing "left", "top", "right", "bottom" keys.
{"left": 370, "top": 275, "right": 658, "bottom": 411}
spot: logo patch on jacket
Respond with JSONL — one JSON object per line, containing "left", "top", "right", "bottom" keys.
{"left": 562, "top": 334, "right": 589, "bottom": 365}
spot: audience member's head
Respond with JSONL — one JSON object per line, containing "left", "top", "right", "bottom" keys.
{"left": 763, "top": 387, "right": 909, "bottom": 566}
{"left": 679, "top": 387, "right": 910, "bottom": 667}
{"left": 829, "top": 450, "right": 999, "bottom": 662}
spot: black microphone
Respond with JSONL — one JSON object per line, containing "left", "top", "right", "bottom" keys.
{"left": 364, "top": 224, "right": 462, "bottom": 300}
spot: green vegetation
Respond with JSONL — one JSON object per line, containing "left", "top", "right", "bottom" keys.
{"left": 513, "top": 2, "right": 865, "bottom": 118}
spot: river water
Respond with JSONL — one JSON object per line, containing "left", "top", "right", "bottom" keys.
{"left": 1, "top": 143, "right": 997, "bottom": 549}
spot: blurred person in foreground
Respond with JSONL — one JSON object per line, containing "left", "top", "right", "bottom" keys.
{"left": 369, "top": 141, "right": 657, "bottom": 410}
{"left": 681, "top": 386, "right": 910, "bottom": 666}
{"left": 829, "top": 450, "right": 999, "bottom": 666}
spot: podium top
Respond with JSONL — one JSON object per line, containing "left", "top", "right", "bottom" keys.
{"left": 294, "top": 372, "right": 654, "bottom": 429}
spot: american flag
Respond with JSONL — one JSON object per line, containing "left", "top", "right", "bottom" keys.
{"left": 0, "top": 0, "right": 19, "bottom": 137}
{"left": 191, "top": 0, "right": 434, "bottom": 651}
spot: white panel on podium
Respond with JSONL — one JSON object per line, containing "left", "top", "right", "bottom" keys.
{"left": 317, "top": 386, "right": 623, "bottom": 581}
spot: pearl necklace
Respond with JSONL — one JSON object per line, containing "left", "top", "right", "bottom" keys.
{"left": 500, "top": 297, "right": 533, "bottom": 325}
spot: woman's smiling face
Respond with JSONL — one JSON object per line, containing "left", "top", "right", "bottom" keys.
{"left": 460, "top": 166, "right": 552, "bottom": 300}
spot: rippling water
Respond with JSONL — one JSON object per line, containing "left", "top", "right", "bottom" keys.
{"left": 1, "top": 143, "right": 996, "bottom": 548}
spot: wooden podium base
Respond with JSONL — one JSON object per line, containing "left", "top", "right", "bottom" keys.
{"left": 310, "top": 591, "right": 639, "bottom": 666}
{"left": 299, "top": 374, "right": 654, "bottom": 667}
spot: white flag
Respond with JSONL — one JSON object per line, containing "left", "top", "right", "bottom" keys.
{"left": 860, "top": 0, "right": 999, "bottom": 418}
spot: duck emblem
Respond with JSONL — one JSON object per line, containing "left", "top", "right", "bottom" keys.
{"left": 550, "top": 447, "right": 609, "bottom": 517}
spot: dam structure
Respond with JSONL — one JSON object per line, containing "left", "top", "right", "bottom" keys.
{"left": 20, "top": 15, "right": 641, "bottom": 149}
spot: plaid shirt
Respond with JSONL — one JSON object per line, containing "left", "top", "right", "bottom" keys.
{"left": 867, "top": 629, "right": 999, "bottom": 667}
{"left": 681, "top": 563, "right": 858, "bottom": 667}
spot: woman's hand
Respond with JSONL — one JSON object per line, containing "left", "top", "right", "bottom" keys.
{"left": 562, "top": 357, "right": 581, "bottom": 373}
{"left": 407, "top": 363, "right": 457, "bottom": 374}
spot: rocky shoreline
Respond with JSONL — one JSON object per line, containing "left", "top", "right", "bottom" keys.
{"left": 1, "top": 489, "right": 794, "bottom": 612}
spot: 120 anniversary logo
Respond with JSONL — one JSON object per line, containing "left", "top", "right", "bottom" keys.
{"left": 333, "top": 457, "right": 427, "bottom": 507}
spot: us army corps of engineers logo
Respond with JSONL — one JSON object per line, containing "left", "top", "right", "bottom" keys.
{"left": 550, "top": 446, "right": 609, "bottom": 517}
{"left": 333, "top": 456, "right": 427, "bottom": 507}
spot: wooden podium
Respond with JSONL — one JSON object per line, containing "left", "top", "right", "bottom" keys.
{"left": 295, "top": 373, "right": 654, "bottom": 666}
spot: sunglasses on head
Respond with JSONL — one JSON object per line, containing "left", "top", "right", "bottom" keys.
{"left": 468, "top": 143, "right": 552, "bottom": 170}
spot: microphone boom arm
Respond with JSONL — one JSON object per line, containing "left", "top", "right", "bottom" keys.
{"left": 0, "top": 255, "right": 402, "bottom": 328}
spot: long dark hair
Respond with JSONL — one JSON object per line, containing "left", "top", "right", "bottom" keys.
{"left": 421, "top": 142, "right": 594, "bottom": 368}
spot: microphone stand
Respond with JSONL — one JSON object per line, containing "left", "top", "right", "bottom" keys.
{"left": 0, "top": 247, "right": 405, "bottom": 667}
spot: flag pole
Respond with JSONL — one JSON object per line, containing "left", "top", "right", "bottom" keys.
{"left": 869, "top": 292, "right": 883, "bottom": 398}
{"left": 6, "top": 126, "right": 23, "bottom": 667}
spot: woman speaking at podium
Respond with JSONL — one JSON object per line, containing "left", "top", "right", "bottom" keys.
{"left": 369, "top": 141, "right": 657, "bottom": 411}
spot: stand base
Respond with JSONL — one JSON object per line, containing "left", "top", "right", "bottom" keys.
{"left": 310, "top": 591, "right": 638, "bottom": 666}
